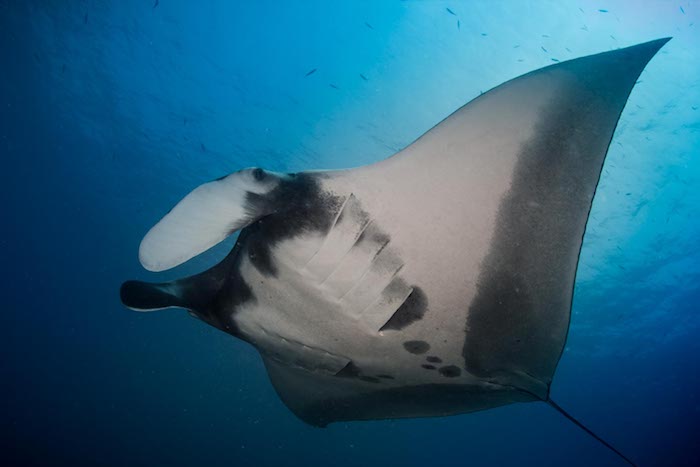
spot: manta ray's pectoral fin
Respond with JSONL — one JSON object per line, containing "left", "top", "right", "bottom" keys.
{"left": 417, "top": 38, "right": 672, "bottom": 396}
{"left": 138, "top": 168, "right": 284, "bottom": 272}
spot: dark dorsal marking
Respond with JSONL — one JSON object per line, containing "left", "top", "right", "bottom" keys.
{"left": 463, "top": 43, "right": 662, "bottom": 391}
{"left": 426, "top": 356, "right": 442, "bottom": 363}
{"left": 244, "top": 173, "right": 344, "bottom": 277}
{"left": 403, "top": 340, "right": 430, "bottom": 354}
{"left": 421, "top": 364, "right": 436, "bottom": 370}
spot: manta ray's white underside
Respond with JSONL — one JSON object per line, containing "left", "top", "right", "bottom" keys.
{"left": 121, "top": 39, "right": 667, "bottom": 451}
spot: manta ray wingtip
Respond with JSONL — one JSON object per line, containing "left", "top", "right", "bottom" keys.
{"left": 622, "top": 37, "right": 671, "bottom": 61}
{"left": 642, "top": 36, "right": 671, "bottom": 51}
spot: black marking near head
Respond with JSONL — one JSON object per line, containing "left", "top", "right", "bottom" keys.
{"left": 403, "top": 340, "right": 430, "bottom": 355}
{"left": 121, "top": 234, "right": 255, "bottom": 340}
{"left": 243, "top": 173, "right": 344, "bottom": 276}
{"left": 462, "top": 46, "right": 657, "bottom": 393}
{"left": 421, "top": 364, "right": 436, "bottom": 370}
{"left": 380, "top": 287, "right": 428, "bottom": 331}
{"left": 196, "top": 232, "right": 256, "bottom": 338}
{"left": 426, "top": 356, "right": 442, "bottom": 364}
{"left": 438, "top": 365, "right": 461, "bottom": 378}
{"left": 252, "top": 167, "right": 266, "bottom": 181}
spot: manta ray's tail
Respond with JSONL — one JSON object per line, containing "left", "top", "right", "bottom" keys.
{"left": 547, "top": 399, "right": 637, "bottom": 466}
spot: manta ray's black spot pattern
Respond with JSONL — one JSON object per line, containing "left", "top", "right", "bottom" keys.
{"left": 403, "top": 340, "right": 430, "bottom": 354}
{"left": 426, "top": 356, "right": 442, "bottom": 363}
{"left": 421, "top": 364, "right": 436, "bottom": 370}
{"left": 380, "top": 286, "right": 428, "bottom": 331}
{"left": 243, "top": 173, "right": 344, "bottom": 276}
{"left": 438, "top": 365, "right": 461, "bottom": 378}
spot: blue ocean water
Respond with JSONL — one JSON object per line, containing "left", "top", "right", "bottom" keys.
{"left": 3, "top": 1, "right": 699, "bottom": 466}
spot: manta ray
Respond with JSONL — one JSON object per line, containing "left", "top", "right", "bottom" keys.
{"left": 121, "top": 38, "right": 669, "bottom": 465}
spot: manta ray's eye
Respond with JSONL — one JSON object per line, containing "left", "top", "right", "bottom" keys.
{"left": 252, "top": 168, "right": 266, "bottom": 181}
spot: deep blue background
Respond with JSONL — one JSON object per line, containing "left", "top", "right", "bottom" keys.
{"left": 3, "top": 1, "right": 699, "bottom": 466}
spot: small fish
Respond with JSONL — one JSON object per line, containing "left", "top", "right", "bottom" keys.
{"left": 84, "top": 12, "right": 88, "bottom": 24}
{"left": 517, "top": 58, "right": 524, "bottom": 62}
{"left": 513, "top": 44, "right": 520, "bottom": 48}
{"left": 618, "top": 265, "right": 626, "bottom": 270}
{"left": 183, "top": 117, "right": 188, "bottom": 125}
{"left": 61, "top": 63, "right": 66, "bottom": 73}
{"left": 598, "top": 9, "right": 608, "bottom": 13}
{"left": 200, "top": 143, "right": 206, "bottom": 152}
{"left": 565, "top": 47, "right": 572, "bottom": 52}
{"left": 329, "top": 84, "right": 339, "bottom": 90}
{"left": 446, "top": 7, "right": 456, "bottom": 16}
{"left": 691, "top": 106, "right": 698, "bottom": 111}
{"left": 635, "top": 80, "right": 643, "bottom": 84}
{"left": 305, "top": 68, "right": 317, "bottom": 77}
{"left": 481, "top": 32, "right": 488, "bottom": 36}
{"left": 365, "top": 22, "right": 373, "bottom": 29}
{"left": 581, "top": 24, "right": 589, "bottom": 31}
{"left": 551, "top": 58, "right": 560, "bottom": 62}
{"left": 542, "top": 34, "right": 550, "bottom": 38}
{"left": 541, "top": 46, "right": 548, "bottom": 53}
{"left": 610, "top": 34, "right": 616, "bottom": 40}
{"left": 625, "top": 193, "right": 632, "bottom": 196}
{"left": 359, "top": 74, "right": 368, "bottom": 81}
{"left": 153, "top": 0, "right": 159, "bottom": 8}
{"left": 457, "top": 20, "right": 460, "bottom": 30}
{"left": 579, "top": 7, "right": 584, "bottom": 13}
{"left": 680, "top": 6, "right": 685, "bottom": 14}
